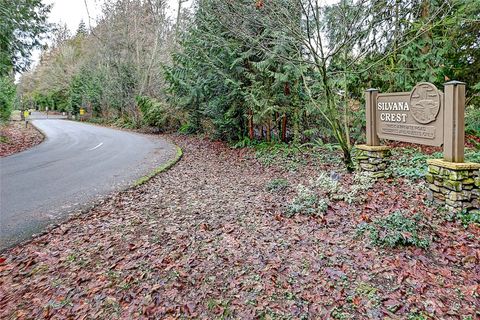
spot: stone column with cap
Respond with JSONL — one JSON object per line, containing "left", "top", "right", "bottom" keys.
{"left": 425, "top": 81, "right": 480, "bottom": 212}
{"left": 355, "top": 88, "right": 392, "bottom": 178}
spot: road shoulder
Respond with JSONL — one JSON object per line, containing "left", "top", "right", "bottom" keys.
{"left": 0, "top": 121, "right": 44, "bottom": 157}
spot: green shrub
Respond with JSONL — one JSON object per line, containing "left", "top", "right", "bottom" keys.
{"left": 343, "top": 172, "right": 376, "bottom": 204}
{"left": 137, "top": 96, "right": 166, "bottom": 128}
{"left": 285, "top": 171, "right": 376, "bottom": 218}
{"left": 357, "top": 211, "right": 431, "bottom": 249}
{"left": 313, "top": 171, "right": 341, "bottom": 194}
{"left": 266, "top": 178, "right": 289, "bottom": 192}
{"left": 88, "top": 117, "right": 110, "bottom": 125}
{"left": 286, "top": 185, "right": 328, "bottom": 217}
{"left": 465, "top": 149, "right": 480, "bottom": 162}
{"left": 457, "top": 209, "right": 480, "bottom": 227}
{"left": 388, "top": 149, "right": 442, "bottom": 180}
{"left": 232, "top": 137, "right": 255, "bottom": 149}
{"left": 114, "top": 116, "right": 137, "bottom": 129}
{"left": 255, "top": 143, "right": 305, "bottom": 170}
{"left": 465, "top": 105, "right": 480, "bottom": 135}
{"left": 314, "top": 171, "right": 375, "bottom": 204}
{"left": 178, "top": 123, "right": 197, "bottom": 134}
{"left": 0, "top": 76, "right": 16, "bottom": 122}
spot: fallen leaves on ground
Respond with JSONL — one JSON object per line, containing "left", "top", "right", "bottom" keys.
{"left": 0, "top": 121, "right": 44, "bottom": 157}
{"left": 0, "top": 135, "right": 479, "bottom": 319}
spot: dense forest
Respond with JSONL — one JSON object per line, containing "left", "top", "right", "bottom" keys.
{"left": 2, "top": 0, "right": 480, "bottom": 168}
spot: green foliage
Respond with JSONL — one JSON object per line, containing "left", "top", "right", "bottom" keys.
{"left": 231, "top": 137, "right": 256, "bottom": 149}
{"left": 313, "top": 171, "right": 375, "bottom": 205}
{"left": 164, "top": 0, "right": 308, "bottom": 143}
{"left": 69, "top": 67, "right": 104, "bottom": 115}
{"left": 0, "top": 0, "right": 52, "bottom": 75}
{"left": 407, "top": 311, "right": 429, "bottom": 320}
{"left": 465, "top": 149, "right": 480, "bottom": 163}
{"left": 357, "top": 211, "right": 431, "bottom": 249}
{"left": 286, "top": 170, "right": 376, "bottom": 218}
{"left": 0, "top": 76, "right": 16, "bottom": 122}
{"left": 266, "top": 178, "right": 289, "bottom": 192}
{"left": 388, "top": 149, "right": 441, "bottom": 180}
{"left": 286, "top": 185, "right": 328, "bottom": 218}
{"left": 343, "top": 172, "right": 376, "bottom": 204}
{"left": 113, "top": 116, "right": 137, "bottom": 129}
{"left": 389, "top": 148, "right": 480, "bottom": 182}
{"left": 255, "top": 143, "right": 305, "bottom": 171}
{"left": 313, "top": 171, "right": 341, "bottom": 195}
{"left": 136, "top": 96, "right": 180, "bottom": 131}
{"left": 14, "top": 0, "right": 480, "bottom": 173}
{"left": 456, "top": 209, "right": 480, "bottom": 227}
{"left": 465, "top": 105, "right": 480, "bottom": 135}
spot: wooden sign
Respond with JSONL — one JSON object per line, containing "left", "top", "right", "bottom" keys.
{"left": 375, "top": 83, "right": 444, "bottom": 147}
{"left": 80, "top": 108, "right": 85, "bottom": 115}
{"left": 365, "top": 81, "right": 466, "bottom": 163}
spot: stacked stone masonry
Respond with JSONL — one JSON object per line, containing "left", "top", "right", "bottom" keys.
{"left": 426, "top": 159, "right": 480, "bottom": 212}
{"left": 355, "top": 145, "right": 391, "bottom": 178}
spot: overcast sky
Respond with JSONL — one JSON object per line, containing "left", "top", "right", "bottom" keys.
{"left": 44, "top": 0, "right": 186, "bottom": 33}
{"left": 44, "top": 0, "right": 103, "bottom": 33}
{"left": 27, "top": 0, "right": 187, "bottom": 71}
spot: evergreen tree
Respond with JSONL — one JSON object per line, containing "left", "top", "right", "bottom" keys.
{"left": 0, "top": 0, "right": 52, "bottom": 75}
{"left": 76, "top": 20, "right": 88, "bottom": 37}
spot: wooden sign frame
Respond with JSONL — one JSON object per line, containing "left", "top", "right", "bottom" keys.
{"left": 365, "top": 81, "right": 466, "bottom": 163}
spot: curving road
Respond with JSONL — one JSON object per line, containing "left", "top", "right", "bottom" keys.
{"left": 0, "top": 116, "right": 176, "bottom": 250}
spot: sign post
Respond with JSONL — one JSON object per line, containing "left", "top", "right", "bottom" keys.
{"left": 23, "top": 110, "right": 29, "bottom": 128}
{"left": 365, "top": 88, "right": 379, "bottom": 146}
{"left": 443, "top": 81, "right": 465, "bottom": 163}
{"left": 356, "top": 81, "right": 479, "bottom": 212}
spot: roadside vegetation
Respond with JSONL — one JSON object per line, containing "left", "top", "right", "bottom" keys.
{"left": 9, "top": 0, "right": 480, "bottom": 170}
{"left": 1, "top": 0, "right": 480, "bottom": 319}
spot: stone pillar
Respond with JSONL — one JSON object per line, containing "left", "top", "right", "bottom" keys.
{"left": 425, "top": 81, "right": 479, "bottom": 212}
{"left": 355, "top": 145, "right": 392, "bottom": 178}
{"left": 356, "top": 89, "right": 391, "bottom": 178}
{"left": 426, "top": 159, "right": 480, "bottom": 212}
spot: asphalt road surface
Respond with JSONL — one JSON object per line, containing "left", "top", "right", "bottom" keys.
{"left": 0, "top": 116, "right": 176, "bottom": 250}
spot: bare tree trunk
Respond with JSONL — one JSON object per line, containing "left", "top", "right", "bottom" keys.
{"left": 266, "top": 118, "right": 271, "bottom": 142}
{"left": 281, "top": 113, "right": 287, "bottom": 142}
{"left": 175, "top": 0, "right": 186, "bottom": 37}
{"left": 248, "top": 109, "right": 254, "bottom": 140}
{"left": 420, "top": 0, "right": 430, "bottom": 54}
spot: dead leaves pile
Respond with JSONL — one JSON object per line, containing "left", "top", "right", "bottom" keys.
{"left": 0, "top": 121, "right": 44, "bottom": 157}
{"left": 0, "top": 135, "right": 479, "bottom": 319}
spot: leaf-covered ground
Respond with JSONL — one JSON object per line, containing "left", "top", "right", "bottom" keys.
{"left": 0, "top": 135, "right": 479, "bottom": 319}
{"left": 0, "top": 121, "right": 44, "bottom": 157}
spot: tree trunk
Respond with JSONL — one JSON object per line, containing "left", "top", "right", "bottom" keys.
{"left": 293, "top": 108, "right": 300, "bottom": 145}
{"left": 343, "top": 148, "right": 354, "bottom": 173}
{"left": 266, "top": 119, "right": 271, "bottom": 142}
{"left": 281, "top": 113, "right": 287, "bottom": 142}
{"left": 248, "top": 109, "right": 254, "bottom": 140}
{"left": 420, "top": 0, "right": 430, "bottom": 55}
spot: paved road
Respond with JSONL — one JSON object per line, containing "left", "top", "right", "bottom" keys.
{"left": 0, "top": 117, "right": 176, "bottom": 250}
